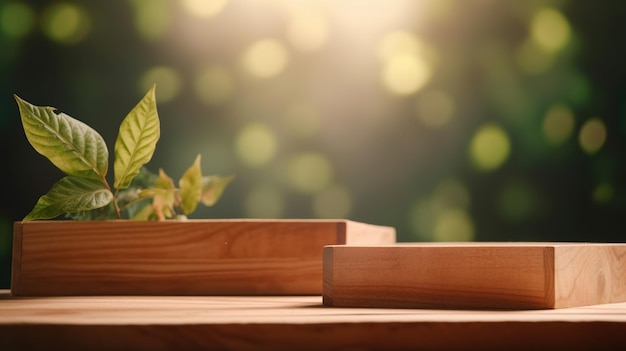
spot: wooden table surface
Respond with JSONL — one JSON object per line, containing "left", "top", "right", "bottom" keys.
{"left": 1, "top": 290, "right": 625, "bottom": 351}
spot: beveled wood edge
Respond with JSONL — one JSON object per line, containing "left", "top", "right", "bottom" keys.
{"left": 10, "top": 222, "right": 23, "bottom": 297}
{"left": 13, "top": 219, "right": 356, "bottom": 226}
{"left": 323, "top": 242, "right": 626, "bottom": 248}
{"left": 322, "top": 246, "right": 334, "bottom": 306}
{"left": 542, "top": 246, "right": 556, "bottom": 308}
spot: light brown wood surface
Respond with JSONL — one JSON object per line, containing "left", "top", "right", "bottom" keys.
{"left": 12, "top": 219, "right": 395, "bottom": 296}
{"left": 323, "top": 243, "right": 626, "bottom": 309}
{"left": 1, "top": 290, "right": 625, "bottom": 350}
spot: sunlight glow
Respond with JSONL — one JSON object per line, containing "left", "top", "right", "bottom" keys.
{"left": 286, "top": 8, "right": 328, "bottom": 52}
{"left": 378, "top": 30, "right": 423, "bottom": 62}
{"left": 332, "top": 0, "right": 419, "bottom": 36}
{"left": 182, "top": 0, "right": 228, "bottom": 18}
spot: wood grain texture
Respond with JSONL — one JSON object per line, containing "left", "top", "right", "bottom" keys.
{"left": 554, "top": 244, "right": 626, "bottom": 308}
{"left": 11, "top": 219, "right": 395, "bottom": 296}
{"left": 323, "top": 243, "right": 626, "bottom": 310}
{"left": 1, "top": 291, "right": 626, "bottom": 351}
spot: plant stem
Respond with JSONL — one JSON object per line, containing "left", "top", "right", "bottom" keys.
{"left": 103, "top": 176, "right": 122, "bottom": 219}
{"left": 112, "top": 189, "right": 122, "bottom": 219}
{"left": 113, "top": 199, "right": 122, "bottom": 219}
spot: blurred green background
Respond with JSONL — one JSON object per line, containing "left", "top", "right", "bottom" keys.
{"left": 1, "top": 0, "right": 625, "bottom": 288}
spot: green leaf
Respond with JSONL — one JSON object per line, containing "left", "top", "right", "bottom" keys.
{"left": 65, "top": 203, "right": 116, "bottom": 220}
{"left": 129, "top": 167, "right": 158, "bottom": 188}
{"left": 201, "top": 175, "right": 234, "bottom": 207}
{"left": 179, "top": 154, "right": 203, "bottom": 215}
{"left": 139, "top": 187, "right": 177, "bottom": 220}
{"left": 129, "top": 202, "right": 156, "bottom": 220}
{"left": 15, "top": 95, "right": 109, "bottom": 180}
{"left": 114, "top": 85, "right": 160, "bottom": 190}
{"left": 154, "top": 168, "right": 175, "bottom": 190}
{"left": 136, "top": 187, "right": 176, "bottom": 201}
{"left": 23, "top": 176, "right": 114, "bottom": 221}
{"left": 140, "top": 169, "right": 178, "bottom": 220}
{"left": 115, "top": 188, "right": 145, "bottom": 213}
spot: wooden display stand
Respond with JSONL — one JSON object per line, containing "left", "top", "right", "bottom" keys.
{"left": 11, "top": 219, "right": 395, "bottom": 296}
{"left": 2, "top": 291, "right": 626, "bottom": 350}
{"left": 323, "top": 243, "right": 626, "bottom": 309}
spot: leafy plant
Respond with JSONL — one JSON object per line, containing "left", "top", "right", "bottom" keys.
{"left": 15, "top": 85, "right": 233, "bottom": 221}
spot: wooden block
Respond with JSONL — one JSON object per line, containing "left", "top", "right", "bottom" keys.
{"left": 11, "top": 219, "right": 395, "bottom": 296}
{"left": 323, "top": 243, "right": 626, "bottom": 309}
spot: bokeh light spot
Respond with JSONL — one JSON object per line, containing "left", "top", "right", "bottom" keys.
{"left": 42, "top": 3, "right": 91, "bottom": 44}
{"left": 244, "top": 185, "right": 284, "bottom": 218}
{"left": 469, "top": 124, "right": 511, "bottom": 171}
{"left": 433, "top": 209, "right": 474, "bottom": 242}
{"left": 416, "top": 90, "right": 455, "bottom": 128}
{"left": 516, "top": 39, "right": 554, "bottom": 75}
{"left": 542, "top": 103, "right": 575, "bottom": 145}
{"left": 140, "top": 66, "right": 182, "bottom": 103}
{"left": 242, "top": 39, "right": 289, "bottom": 78}
{"left": 531, "top": 8, "right": 571, "bottom": 52}
{"left": 592, "top": 183, "right": 613, "bottom": 204}
{"left": 382, "top": 54, "right": 431, "bottom": 96}
{"left": 287, "top": 153, "right": 333, "bottom": 194}
{"left": 283, "top": 102, "right": 321, "bottom": 139}
{"left": 130, "top": 0, "right": 170, "bottom": 41}
{"left": 235, "top": 122, "right": 277, "bottom": 167}
{"left": 431, "top": 178, "right": 471, "bottom": 211}
{"left": 409, "top": 200, "right": 433, "bottom": 241}
{"left": 408, "top": 178, "right": 471, "bottom": 242}
{"left": 497, "top": 180, "right": 534, "bottom": 222}
{"left": 286, "top": 8, "right": 328, "bottom": 52}
{"left": 378, "top": 30, "right": 433, "bottom": 96}
{"left": 578, "top": 117, "right": 607, "bottom": 155}
{"left": 568, "top": 72, "right": 591, "bottom": 106}
{"left": 182, "top": 0, "right": 228, "bottom": 18}
{"left": 194, "top": 65, "right": 235, "bottom": 106}
{"left": 313, "top": 184, "right": 352, "bottom": 219}
{"left": 378, "top": 30, "right": 422, "bottom": 62}
{"left": 0, "top": 2, "right": 35, "bottom": 38}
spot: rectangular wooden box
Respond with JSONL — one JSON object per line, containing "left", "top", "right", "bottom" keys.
{"left": 323, "top": 243, "right": 626, "bottom": 309}
{"left": 11, "top": 219, "right": 395, "bottom": 296}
